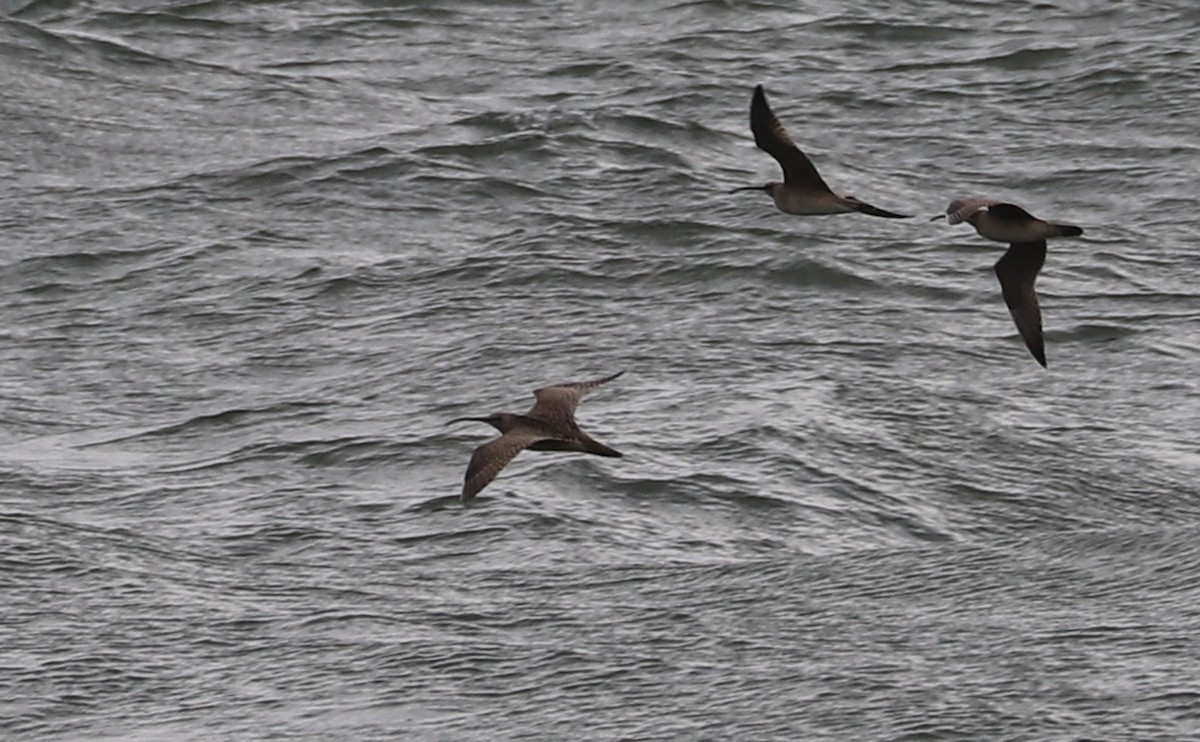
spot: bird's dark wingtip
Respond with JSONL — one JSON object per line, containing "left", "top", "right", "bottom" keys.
{"left": 597, "top": 370, "right": 626, "bottom": 385}
{"left": 585, "top": 441, "right": 623, "bottom": 457}
{"left": 1027, "top": 343, "right": 1047, "bottom": 367}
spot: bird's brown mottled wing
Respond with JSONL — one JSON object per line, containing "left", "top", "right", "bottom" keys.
{"left": 461, "top": 431, "right": 544, "bottom": 502}
{"left": 994, "top": 240, "right": 1048, "bottom": 368}
{"left": 527, "top": 371, "right": 624, "bottom": 427}
{"left": 749, "top": 85, "right": 832, "bottom": 193}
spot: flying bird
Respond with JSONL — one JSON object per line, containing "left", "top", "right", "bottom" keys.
{"left": 933, "top": 199, "right": 1083, "bottom": 367}
{"left": 449, "top": 371, "right": 625, "bottom": 502}
{"left": 731, "top": 84, "right": 909, "bottom": 219}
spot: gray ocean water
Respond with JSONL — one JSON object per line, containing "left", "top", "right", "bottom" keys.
{"left": 3, "top": 0, "right": 1200, "bottom": 738}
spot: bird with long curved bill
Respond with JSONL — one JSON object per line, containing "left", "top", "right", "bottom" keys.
{"left": 448, "top": 371, "right": 625, "bottom": 502}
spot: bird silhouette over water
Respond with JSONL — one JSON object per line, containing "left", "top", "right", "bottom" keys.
{"left": 933, "top": 199, "right": 1083, "bottom": 367}
{"left": 731, "top": 84, "right": 909, "bottom": 219}
{"left": 449, "top": 371, "right": 624, "bottom": 502}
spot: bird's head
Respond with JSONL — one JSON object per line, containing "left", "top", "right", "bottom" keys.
{"left": 933, "top": 200, "right": 980, "bottom": 225}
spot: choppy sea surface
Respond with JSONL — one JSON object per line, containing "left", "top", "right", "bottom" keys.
{"left": 3, "top": 0, "right": 1199, "bottom": 738}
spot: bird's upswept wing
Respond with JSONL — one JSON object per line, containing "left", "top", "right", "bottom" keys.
{"left": 749, "top": 85, "right": 831, "bottom": 193}
{"left": 526, "top": 371, "right": 624, "bottom": 427}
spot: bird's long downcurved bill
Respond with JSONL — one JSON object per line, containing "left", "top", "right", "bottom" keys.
{"left": 729, "top": 184, "right": 769, "bottom": 194}
{"left": 929, "top": 213, "right": 947, "bottom": 222}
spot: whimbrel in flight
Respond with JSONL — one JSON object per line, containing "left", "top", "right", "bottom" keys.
{"left": 449, "top": 371, "right": 624, "bottom": 502}
{"left": 933, "top": 199, "right": 1083, "bottom": 367}
{"left": 731, "top": 85, "right": 909, "bottom": 219}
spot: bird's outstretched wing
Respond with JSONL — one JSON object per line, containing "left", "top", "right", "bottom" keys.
{"left": 527, "top": 371, "right": 624, "bottom": 426}
{"left": 749, "top": 85, "right": 831, "bottom": 193}
{"left": 461, "top": 431, "right": 544, "bottom": 502}
{"left": 994, "top": 240, "right": 1048, "bottom": 368}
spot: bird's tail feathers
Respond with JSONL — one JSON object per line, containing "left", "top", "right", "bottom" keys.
{"left": 852, "top": 200, "right": 910, "bottom": 219}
